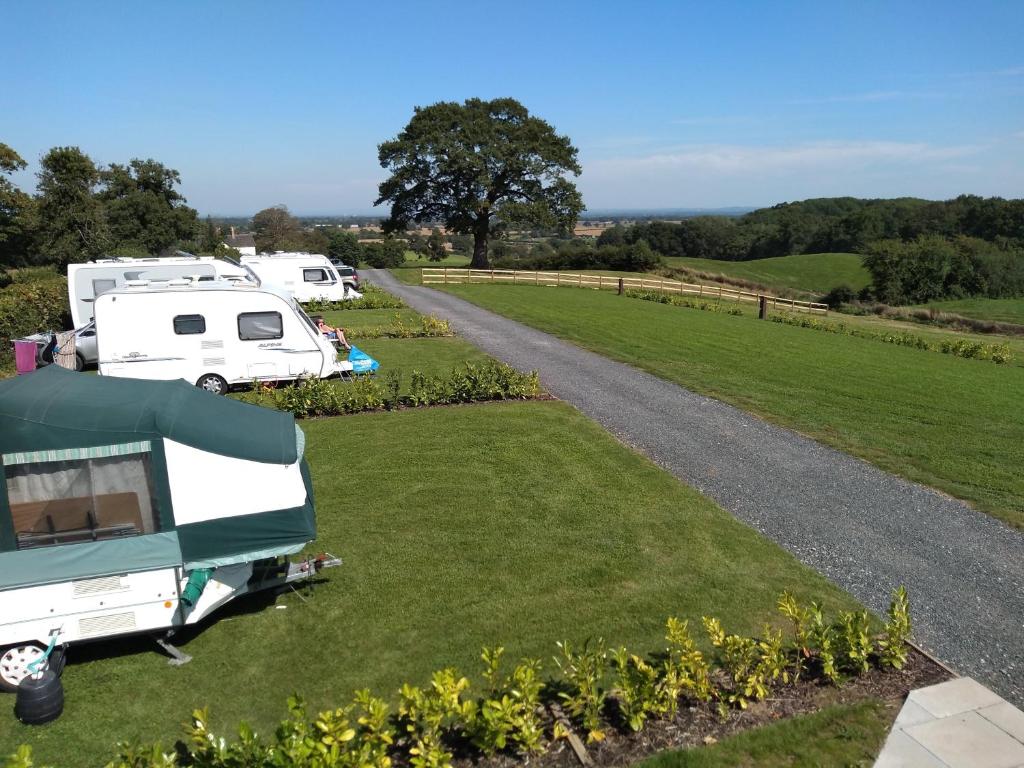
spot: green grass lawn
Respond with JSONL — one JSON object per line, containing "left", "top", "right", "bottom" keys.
{"left": 637, "top": 700, "right": 893, "bottom": 767}
{"left": 437, "top": 284, "right": 1024, "bottom": 529}
{"left": 914, "top": 297, "right": 1024, "bottom": 326}
{"left": 1, "top": 400, "right": 860, "bottom": 766}
{"left": 662, "top": 253, "right": 870, "bottom": 295}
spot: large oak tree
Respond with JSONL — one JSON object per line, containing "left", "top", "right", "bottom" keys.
{"left": 375, "top": 98, "right": 583, "bottom": 268}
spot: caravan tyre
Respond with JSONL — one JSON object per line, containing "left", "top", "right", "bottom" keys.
{"left": 196, "top": 374, "right": 228, "bottom": 395}
{"left": 15, "top": 670, "right": 64, "bottom": 725}
{"left": 0, "top": 643, "right": 47, "bottom": 693}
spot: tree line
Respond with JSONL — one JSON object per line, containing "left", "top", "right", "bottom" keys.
{"left": 0, "top": 143, "right": 208, "bottom": 275}
{"left": 593, "top": 196, "right": 1024, "bottom": 304}
{"left": 597, "top": 196, "right": 1024, "bottom": 263}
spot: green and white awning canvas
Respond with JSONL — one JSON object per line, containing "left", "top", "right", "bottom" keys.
{"left": 2, "top": 441, "right": 152, "bottom": 466}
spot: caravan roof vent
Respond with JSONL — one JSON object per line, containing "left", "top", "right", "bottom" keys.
{"left": 124, "top": 279, "right": 150, "bottom": 287}
{"left": 167, "top": 279, "right": 191, "bottom": 286}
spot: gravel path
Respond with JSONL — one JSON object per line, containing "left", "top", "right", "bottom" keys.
{"left": 364, "top": 269, "right": 1024, "bottom": 705}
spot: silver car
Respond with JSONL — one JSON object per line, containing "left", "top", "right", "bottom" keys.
{"left": 26, "top": 323, "right": 97, "bottom": 371}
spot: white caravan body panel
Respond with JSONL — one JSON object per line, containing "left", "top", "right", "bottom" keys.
{"left": 94, "top": 283, "right": 351, "bottom": 386}
{"left": 67, "top": 257, "right": 254, "bottom": 328}
{"left": 240, "top": 253, "right": 350, "bottom": 302}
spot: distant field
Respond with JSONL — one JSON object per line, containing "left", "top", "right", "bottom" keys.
{"left": 915, "top": 297, "right": 1024, "bottom": 326}
{"left": 662, "top": 253, "right": 870, "bottom": 295}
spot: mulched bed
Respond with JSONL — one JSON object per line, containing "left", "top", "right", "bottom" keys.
{"left": 454, "top": 648, "right": 951, "bottom": 768}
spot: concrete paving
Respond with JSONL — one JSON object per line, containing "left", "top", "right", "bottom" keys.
{"left": 875, "top": 678, "right": 1024, "bottom": 767}
{"left": 363, "top": 269, "right": 1024, "bottom": 707}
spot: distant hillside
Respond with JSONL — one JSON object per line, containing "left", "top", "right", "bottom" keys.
{"left": 603, "top": 195, "right": 1024, "bottom": 263}
{"left": 663, "top": 253, "right": 870, "bottom": 295}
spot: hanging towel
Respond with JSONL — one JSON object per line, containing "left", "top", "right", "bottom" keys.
{"left": 54, "top": 331, "right": 77, "bottom": 370}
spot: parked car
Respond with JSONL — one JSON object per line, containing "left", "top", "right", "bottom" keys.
{"left": 329, "top": 261, "right": 360, "bottom": 290}
{"left": 24, "top": 322, "right": 97, "bottom": 371}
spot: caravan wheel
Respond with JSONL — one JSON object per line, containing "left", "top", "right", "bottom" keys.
{"left": 0, "top": 643, "right": 48, "bottom": 693}
{"left": 196, "top": 374, "right": 228, "bottom": 395}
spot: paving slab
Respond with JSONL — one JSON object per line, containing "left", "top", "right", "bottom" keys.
{"left": 876, "top": 679, "right": 1024, "bottom": 768}
{"left": 365, "top": 270, "right": 1024, "bottom": 705}
{"left": 980, "top": 701, "right": 1024, "bottom": 742}
{"left": 905, "top": 712, "right": 1024, "bottom": 768}
{"left": 874, "top": 731, "right": 946, "bottom": 768}
{"left": 910, "top": 677, "right": 1005, "bottom": 718}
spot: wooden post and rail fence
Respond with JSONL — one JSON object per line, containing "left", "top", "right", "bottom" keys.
{"left": 420, "top": 268, "right": 829, "bottom": 315}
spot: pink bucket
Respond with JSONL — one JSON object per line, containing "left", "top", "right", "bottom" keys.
{"left": 13, "top": 340, "right": 38, "bottom": 375}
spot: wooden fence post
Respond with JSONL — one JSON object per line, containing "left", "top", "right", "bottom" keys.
{"left": 618, "top": 277, "right": 624, "bottom": 295}
{"left": 758, "top": 296, "right": 768, "bottom": 320}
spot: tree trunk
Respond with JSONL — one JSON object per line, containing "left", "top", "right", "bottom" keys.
{"left": 471, "top": 229, "right": 490, "bottom": 269}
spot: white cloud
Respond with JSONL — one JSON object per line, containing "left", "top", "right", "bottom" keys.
{"left": 577, "top": 139, "right": 1012, "bottom": 209}
{"left": 588, "top": 140, "right": 983, "bottom": 176}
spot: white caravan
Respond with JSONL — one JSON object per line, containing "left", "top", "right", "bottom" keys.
{"left": 68, "top": 256, "right": 255, "bottom": 328}
{"left": 240, "top": 253, "right": 356, "bottom": 303}
{"left": 94, "top": 281, "right": 352, "bottom": 394}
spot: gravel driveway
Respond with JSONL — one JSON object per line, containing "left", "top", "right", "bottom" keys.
{"left": 364, "top": 269, "right": 1024, "bottom": 706}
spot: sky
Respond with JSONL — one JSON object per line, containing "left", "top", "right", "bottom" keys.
{"left": 3, "top": 0, "right": 1023, "bottom": 215}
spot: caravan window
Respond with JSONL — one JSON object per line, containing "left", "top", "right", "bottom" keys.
{"left": 303, "top": 268, "right": 330, "bottom": 283}
{"left": 3, "top": 445, "right": 161, "bottom": 550}
{"left": 238, "top": 311, "right": 283, "bottom": 340}
{"left": 173, "top": 314, "right": 206, "bottom": 335}
{"left": 92, "top": 278, "right": 117, "bottom": 296}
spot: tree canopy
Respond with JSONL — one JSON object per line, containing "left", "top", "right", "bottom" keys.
{"left": 99, "top": 159, "right": 197, "bottom": 254}
{"left": 376, "top": 98, "right": 583, "bottom": 268}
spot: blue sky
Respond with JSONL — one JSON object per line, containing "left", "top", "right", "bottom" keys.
{"left": 4, "top": 1, "right": 1023, "bottom": 215}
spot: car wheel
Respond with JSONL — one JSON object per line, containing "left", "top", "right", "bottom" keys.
{"left": 196, "top": 373, "right": 229, "bottom": 395}
{"left": 74, "top": 352, "right": 86, "bottom": 372}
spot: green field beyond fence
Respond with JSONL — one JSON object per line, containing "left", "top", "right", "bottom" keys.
{"left": 422, "top": 268, "right": 829, "bottom": 314}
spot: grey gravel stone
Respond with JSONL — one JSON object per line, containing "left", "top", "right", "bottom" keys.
{"left": 365, "top": 269, "right": 1024, "bottom": 706}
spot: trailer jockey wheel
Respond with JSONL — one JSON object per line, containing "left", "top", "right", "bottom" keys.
{"left": 196, "top": 373, "right": 228, "bottom": 395}
{"left": 0, "top": 643, "right": 51, "bottom": 693}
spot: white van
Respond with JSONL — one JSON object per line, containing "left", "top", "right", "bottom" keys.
{"left": 94, "top": 280, "right": 352, "bottom": 393}
{"left": 240, "top": 253, "right": 356, "bottom": 303}
{"left": 68, "top": 256, "right": 255, "bottom": 328}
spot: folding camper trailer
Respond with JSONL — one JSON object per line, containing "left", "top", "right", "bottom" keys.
{"left": 67, "top": 256, "right": 256, "bottom": 328}
{"left": 94, "top": 280, "right": 354, "bottom": 394}
{"left": 0, "top": 366, "right": 337, "bottom": 692}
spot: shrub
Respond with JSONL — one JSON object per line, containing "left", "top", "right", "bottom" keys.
{"left": 877, "top": 586, "right": 912, "bottom": 669}
{"left": 820, "top": 284, "right": 856, "bottom": 309}
{"left": 239, "top": 362, "right": 542, "bottom": 418}
{"left": 553, "top": 639, "right": 609, "bottom": 743}
{"left": 0, "top": 276, "right": 71, "bottom": 366}
{"left": 352, "top": 315, "right": 452, "bottom": 340}
{"left": 626, "top": 289, "right": 744, "bottom": 316}
{"left": 769, "top": 311, "right": 1012, "bottom": 365}
{"left": 470, "top": 648, "right": 545, "bottom": 755}
{"left": 7, "top": 588, "right": 919, "bottom": 768}
{"left": 304, "top": 285, "right": 406, "bottom": 312}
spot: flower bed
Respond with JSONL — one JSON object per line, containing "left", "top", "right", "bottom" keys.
{"left": 4, "top": 589, "right": 945, "bottom": 768}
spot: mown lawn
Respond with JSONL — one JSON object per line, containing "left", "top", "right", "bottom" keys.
{"left": 662, "top": 252, "right": 870, "bottom": 295}
{"left": 438, "top": 284, "right": 1024, "bottom": 529}
{"left": 0, "top": 400, "right": 861, "bottom": 766}
{"left": 637, "top": 700, "right": 893, "bottom": 767}
{"left": 915, "top": 297, "right": 1024, "bottom": 326}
